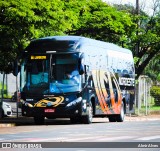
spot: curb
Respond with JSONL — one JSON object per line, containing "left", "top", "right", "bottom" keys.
{"left": 0, "top": 116, "right": 33, "bottom": 127}
{"left": 125, "top": 116, "right": 160, "bottom": 121}
{"left": 0, "top": 123, "right": 15, "bottom": 127}
{"left": 93, "top": 114, "right": 160, "bottom": 122}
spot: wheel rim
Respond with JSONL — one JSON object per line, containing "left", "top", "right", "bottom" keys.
{"left": 88, "top": 105, "right": 93, "bottom": 122}
{"left": 121, "top": 103, "right": 124, "bottom": 120}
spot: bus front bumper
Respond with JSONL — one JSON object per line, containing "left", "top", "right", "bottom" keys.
{"left": 21, "top": 99, "right": 85, "bottom": 118}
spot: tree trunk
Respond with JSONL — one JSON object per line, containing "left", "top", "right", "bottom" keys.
{"left": 136, "top": 51, "right": 156, "bottom": 78}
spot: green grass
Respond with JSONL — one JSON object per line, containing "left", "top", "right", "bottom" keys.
{"left": 136, "top": 105, "right": 160, "bottom": 111}
{"left": 135, "top": 105, "right": 160, "bottom": 115}
{"left": 137, "top": 97, "right": 160, "bottom": 111}
{"left": 149, "top": 105, "right": 160, "bottom": 111}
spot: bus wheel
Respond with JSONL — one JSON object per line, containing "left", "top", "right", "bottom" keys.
{"left": 70, "top": 117, "right": 81, "bottom": 124}
{"left": 116, "top": 102, "right": 125, "bottom": 122}
{"left": 108, "top": 116, "right": 117, "bottom": 122}
{"left": 1, "top": 109, "right": 4, "bottom": 118}
{"left": 82, "top": 102, "right": 93, "bottom": 124}
{"left": 34, "top": 116, "right": 45, "bottom": 125}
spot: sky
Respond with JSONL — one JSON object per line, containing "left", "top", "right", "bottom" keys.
{"left": 104, "top": 0, "right": 155, "bottom": 15}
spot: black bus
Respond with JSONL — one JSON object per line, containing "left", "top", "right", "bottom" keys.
{"left": 18, "top": 36, "right": 135, "bottom": 124}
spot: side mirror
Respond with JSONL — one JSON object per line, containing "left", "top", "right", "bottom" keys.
{"left": 12, "top": 60, "right": 19, "bottom": 76}
{"left": 78, "top": 53, "right": 85, "bottom": 75}
{"left": 78, "top": 63, "right": 85, "bottom": 75}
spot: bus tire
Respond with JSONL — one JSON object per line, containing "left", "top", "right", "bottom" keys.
{"left": 116, "top": 102, "right": 125, "bottom": 122}
{"left": 34, "top": 116, "right": 45, "bottom": 125}
{"left": 70, "top": 117, "right": 81, "bottom": 124}
{"left": 82, "top": 102, "right": 93, "bottom": 124}
{"left": 70, "top": 117, "right": 77, "bottom": 124}
{"left": 1, "top": 110, "right": 4, "bottom": 118}
{"left": 108, "top": 116, "right": 117, "bottom": 122}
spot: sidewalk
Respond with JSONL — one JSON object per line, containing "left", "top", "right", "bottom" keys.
{"left": 92, "top": 114, "right": 160, "bottom": 123}
{"left": 0, "top": 114, "right": 160, "bottom": 127}
{"left": 125, "top": 114, "right": 160, "bottom": 121}
{"left": 0, "top": 116, "right": 34, "bottom": 127}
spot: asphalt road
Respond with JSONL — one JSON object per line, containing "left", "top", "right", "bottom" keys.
{"left": 0, "top": 119, "right": 160, "bottom": 142}
{"left": 0, "top": 119, "right": 160, "bottom": 151}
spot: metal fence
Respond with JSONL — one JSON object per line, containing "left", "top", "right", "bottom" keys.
{"left": 136, "top": 75, "right": 160, "bottom": 115}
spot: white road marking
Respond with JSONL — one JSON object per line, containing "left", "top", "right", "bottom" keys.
{"left": 136, "top": 135, "right": 160, "bottom": 141}
{"left": 26, "top": 137, "right": 67, "bottom": 142}
{"left": 3, "top": 135, "right": 160, "bottom": 142}
{"left": 97, "top": 136, "right": 135, "bottom": 141}
{"left": 26, "top": 135, "right": 135, "bottom": 142}
{"left": 63, "top": 136, "right": 103, "bottom": 142}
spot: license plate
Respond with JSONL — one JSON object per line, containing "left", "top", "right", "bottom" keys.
{"left": 45, "top": 109, "right": 55, "bottom": 113}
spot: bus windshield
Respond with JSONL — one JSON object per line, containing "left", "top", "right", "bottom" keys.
{"left": 21, "top": 53, "right": 81, "bottom": 95}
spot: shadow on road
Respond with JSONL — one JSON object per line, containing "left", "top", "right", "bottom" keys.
{"left": 0, "top": 117, "right": 74, "bottom": 126}
{"left": 0, "top": 116, "right": 109, "bottom": 126}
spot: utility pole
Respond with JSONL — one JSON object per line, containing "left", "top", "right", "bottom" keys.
{"left": 136, "top": 0, "right": 140, "bottom": 15}
{"left": 136, "top": 0, "right": 140, "bottom": 114}
{"left": 136, "top": 0, "right": 140, "bottom": 55}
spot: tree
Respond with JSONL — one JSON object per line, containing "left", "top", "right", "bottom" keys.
{"left": 0, "top": 0, "right": 135, "bottom": 74}
{"left": 150, "top": 86, "right": 160, "bottom": 106}
{"left": 133, "top": 15, "right": 160, "bottom": 78}
{"left": 113, "top": 2, "right": 160, "bottom": 78}
{"left": 145, "top": 54, "right": 160, "bottom": 83}
{"left": 1, "top": 0, "right": 159, "bottom": 80}
{"left": 0, "top": 0, "right": 77, "bottom": 73}
{"left": 67, "top": 0, "right": 135, "bottom": 46}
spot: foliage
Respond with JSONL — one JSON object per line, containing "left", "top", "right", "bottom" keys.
{"left": 145, "top": 54, "right": 160, "bottom": 83}
{"left": 113, "top": 3, "right": 160, "bottom": 79}
{"left": 0, "top": 0, "right": 77, "bottom": 73}
{"left": 67, "top": 0, "right": 135, "bottom": 46}
{"left": 150, "top": 86, "right": 160, "bottom": 106}
{"left": 0, "top": 0, "right": 160, "bottom": 80}
{"left": 134, "top": 15, "right": 160, "bottom": 78}
{"left": 0, "top": 0, "right": 136, "bottom": 74}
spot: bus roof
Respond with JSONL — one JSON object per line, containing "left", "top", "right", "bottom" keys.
{"left": 28, "top": 35, "right": 132, "bottom": 54}
{"left": 39, "top": 35, "right": 132, "bottom": 54}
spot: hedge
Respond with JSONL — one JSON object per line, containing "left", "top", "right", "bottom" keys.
{"left": 150, "top": 86, "right": 160, "bottom": 106}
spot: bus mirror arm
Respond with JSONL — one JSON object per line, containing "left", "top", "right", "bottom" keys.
{"left": 78, "top": 53, "right": 85, "bottom": 75}
{"left": 78, "top": 59, "right": 85, "bottom": 75}
{"left": 12, "top": 60, "right": 20, "bottom": 76}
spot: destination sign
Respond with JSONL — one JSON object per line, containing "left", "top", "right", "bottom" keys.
{"left": 31, "top": 56, "right": 46, "bottom": 59}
